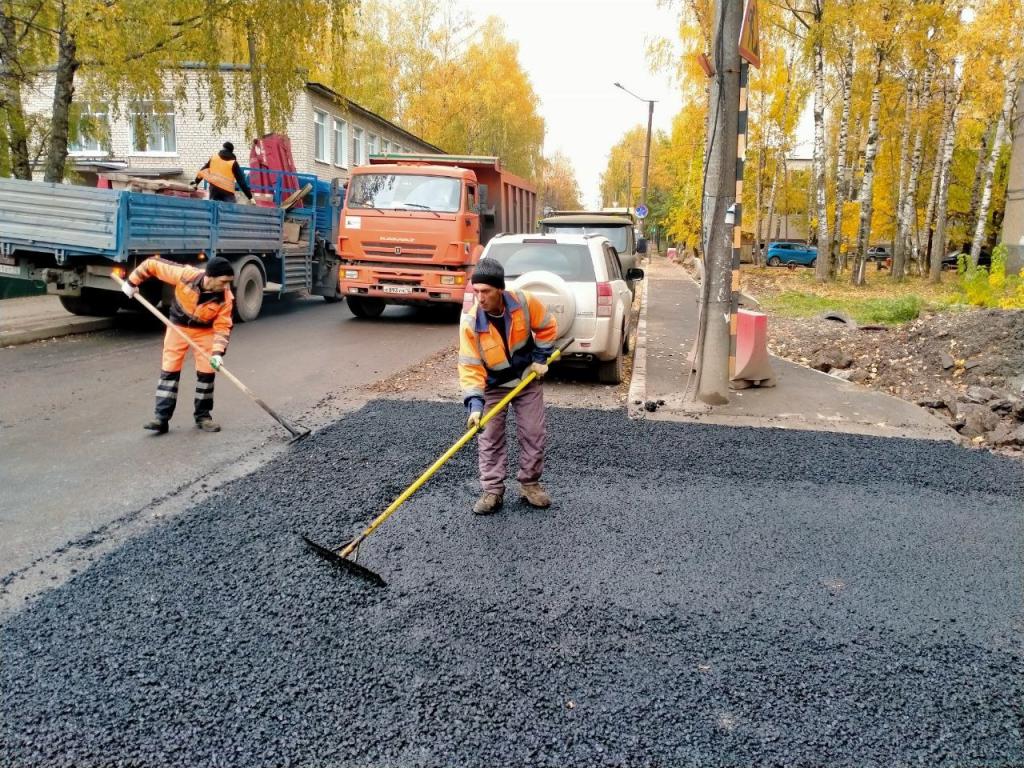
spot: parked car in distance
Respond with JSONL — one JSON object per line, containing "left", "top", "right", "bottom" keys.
{"left": 471, "top": 233, "right": 643, "bottom": 384}
{"left": 942, "top": 247, "right": 992, "bottom": 270}
{"left": 866, "top": 244, "right": 892, "bottom": 261}
{"left": 765, "top": 241, "right": 817, "bottom": 267}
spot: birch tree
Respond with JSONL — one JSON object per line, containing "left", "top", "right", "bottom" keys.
{"left": 969, "top": 62, "right": 1019, "bottom": 265}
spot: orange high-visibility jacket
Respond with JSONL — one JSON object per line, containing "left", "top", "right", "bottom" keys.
{"left": 198, "top": 154, "right": 237, "bottom": 193}
{"left": 127, "top": 257, "right": 234, "bottom": 355}
{"left": 458, "top": 289, "right": 557, "bottom": 412}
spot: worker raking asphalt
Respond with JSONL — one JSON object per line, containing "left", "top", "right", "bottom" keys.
{"left": 2, "top": 401, "right": 1022, "bottom": 767}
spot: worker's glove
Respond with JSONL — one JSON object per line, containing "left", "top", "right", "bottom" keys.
{"left": 189, "top": 180, "right": 199, "bottom": 190}
{"left": 466, "top": 411, "right": 481, "bottom": 429}
{"left": 121, "top": 281, "right": 137, "bottom": 299}
{"left": 210, "top": 354, "right": 224, "bottom": 371}
{"left": 529, "top": 362, "right": 549, "bottom": 380}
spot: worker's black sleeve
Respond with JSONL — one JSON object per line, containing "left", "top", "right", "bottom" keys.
{"left": 193, "top": 159, "right": 210, "bottom": 185}
{"left": 232, "top": 161, "right": 253, "bottom": 199}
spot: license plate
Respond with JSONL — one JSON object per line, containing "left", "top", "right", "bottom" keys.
{"left": 381, "top": 284, "right": 413, "bottom": 294}
{"left": 0, "top": 263, "right": 22, "bottom": 276}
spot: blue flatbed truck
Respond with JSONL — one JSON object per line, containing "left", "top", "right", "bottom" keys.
{"left": 0, "top": 170, "right": 344, "bottom": 321}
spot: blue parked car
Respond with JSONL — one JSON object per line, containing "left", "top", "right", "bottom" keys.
{"left": 765, "top": 241, "right": 817, "bottom": 267}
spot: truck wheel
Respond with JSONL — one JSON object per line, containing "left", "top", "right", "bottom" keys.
{"left": 347, "top": 296, "right": 385, "bottom": 319}
{"left": 597, "top": 345, "right": 624, "bottom": 385}
{"left": 322, "top": 295, "right": 343, "bottom": 304}
{"left": 234, "top": 263, "right": 264, "bottom": 322}
{"left": 59, "top": 289, "right": 121, "bottom": 317}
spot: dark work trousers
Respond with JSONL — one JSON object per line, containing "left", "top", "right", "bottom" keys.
{"left": 477, "top": 379, "right": 545, "bottom": 495}
{"left": 208, "top": 187, "right": 237, "bottom": 203}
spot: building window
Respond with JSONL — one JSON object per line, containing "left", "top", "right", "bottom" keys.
{"left": 368, "top": 133, "right": 380, "bottom": 158}
{"left": 381, "top": 139, "right": 390, "bottom": 155}
{"left": 314, "top": 109, "right": 328, "bottom": 163}
{"left": 69, "top": 102, "right": 110, "bottom": 154}
{"left": 333, "top": 118, "right": 347, "bottom": 167}
{"left": 130, "top": 101, "right": 175, "bottom": 153}
{"left": 352, "top": 127, "right": 364, "bottom": 166}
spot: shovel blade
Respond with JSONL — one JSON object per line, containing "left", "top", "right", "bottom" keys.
{"left": 302, "top": 536, "right": 387, "bottom": 587}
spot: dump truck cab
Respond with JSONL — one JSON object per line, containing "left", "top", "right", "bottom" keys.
{"left": 337, "top": 154, "right": 536, "bottom": 318}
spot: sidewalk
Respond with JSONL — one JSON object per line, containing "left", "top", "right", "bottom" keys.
{"left": 0, "top": 295, "right": 115, "bottom": 346}
{"left": 634, "top": 257, "right": 955, "bottom": 441}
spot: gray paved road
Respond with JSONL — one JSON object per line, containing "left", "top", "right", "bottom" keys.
{"left": 0, "top": 298, "right": 456, "bottom": 579}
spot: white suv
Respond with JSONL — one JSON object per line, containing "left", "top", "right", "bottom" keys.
{"left": 470, "top": 233, "right": 643, "bottom": 384}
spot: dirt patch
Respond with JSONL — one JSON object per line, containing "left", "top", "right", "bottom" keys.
{"left": 766, "top": 309, "right": 1024, "bottom": 457}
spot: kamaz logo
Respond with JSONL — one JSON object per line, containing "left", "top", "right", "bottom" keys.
{"left": 394, "top": 247, "right": 402, "bottom": 255}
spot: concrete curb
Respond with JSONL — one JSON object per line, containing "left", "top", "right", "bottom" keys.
{"left": 0, "top": 317, "right": 115, "bottom": 347}
{"left": 626, "top": 277, "right": 649, "bottom": 420}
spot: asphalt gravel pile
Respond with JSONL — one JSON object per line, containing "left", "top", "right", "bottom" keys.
{"left": 2, "top": 400, "right": 1022, "bottom": 767}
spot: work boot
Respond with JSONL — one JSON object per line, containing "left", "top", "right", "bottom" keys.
{"left": 195, "top": 418, "right": 221, "bottom": 433}
{"left": 520, "top": 482, "right": 552, "bottom": 509}
{"left": 473, "top": 492, "right": 503, "bottom": 516}
{"left": 143, "top": 419, "right": 169, "bottom": 434}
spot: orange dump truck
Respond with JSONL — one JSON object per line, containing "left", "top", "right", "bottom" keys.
{"left": 337, "top": 154, "right": 537, "bottom": 317}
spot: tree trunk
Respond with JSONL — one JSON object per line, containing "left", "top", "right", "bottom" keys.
{"left": 921, "top": 85, "right": 947, "bottom": 271}
{"left": 846, "top": 113, "right": 862, "bottom": 200}
{"left": 753, "top": 142, "right": 764, "bottom": 265}
{"left": 765, "top": 150, "right": 779, "bottom": 249}
{"left": 895, "top": 79, "right": 913, "bottom": 220}
{"left": 830, "top": 40, "right": 854, "bottom": 278}
{"left": 970, "top": 65, "right": 1019, "bottom": 266}
{"left": 246, "top": 20, "right": 266, "bottom": 138}
{"left": 851, "top": 51, "right": 885, "bottom": 286}
{"left": 893, "top": 59, "right": 933, "bottom": 281}
{"left": 0, "top": 9, "right": 31, "bottom": 180}
{"left": 42, "top": 2, "right": 79, "bottom": 183}
{"left": 930, "top": 80, "right": 959, "bottom": 283}
{"left": 968, "top": 125, "right": 993, "bottom": 233}
{"left": 812, "top": 35, "right": 830, "bottom": 281}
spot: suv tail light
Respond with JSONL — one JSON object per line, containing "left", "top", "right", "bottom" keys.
{"left": 597, "top": 282, "right": 613, "bottom": 317}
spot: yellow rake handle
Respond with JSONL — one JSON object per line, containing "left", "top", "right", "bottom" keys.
{"left": 339, "top": 338, "right": 574, "bottom": 559}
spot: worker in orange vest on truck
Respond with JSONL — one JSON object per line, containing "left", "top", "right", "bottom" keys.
{"left": 121, "top": 255, "right": 235, "bottom": 434}
{"left": 191, "top": 141, "right": 253, "bottom": 203}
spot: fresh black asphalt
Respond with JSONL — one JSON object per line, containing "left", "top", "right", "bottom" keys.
{"left": 2, "top": 400, "right": 1022, "bottom": 767}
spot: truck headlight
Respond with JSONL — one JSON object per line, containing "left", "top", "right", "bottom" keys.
{"left": 344, "top": 269, "right": 359, "bottom": 279}
{"left": 441, "top": 275, "right": 456, "bottom": 285}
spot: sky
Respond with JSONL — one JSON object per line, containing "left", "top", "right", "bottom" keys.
{"left": 466, "top": 0, "right": 685, "bottom": 209}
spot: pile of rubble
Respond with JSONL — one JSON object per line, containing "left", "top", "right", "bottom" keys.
{"left": 767, "top": 309, "right": 1024, "bottom": 455}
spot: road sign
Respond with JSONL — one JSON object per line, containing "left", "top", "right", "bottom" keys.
{"left": 635, "top": 204, "right": 648, "bottom": 219}
{"left": 739, "top": 0, "right": 761, "bottom": 69}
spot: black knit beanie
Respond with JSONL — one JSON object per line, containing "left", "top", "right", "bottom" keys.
{"left": 222, "top": 141, "right": 235, "bottom": 153}
{"left": 205, "top": 256, "right": 234, "bottom": 278}
{"left": 471, "top": 258, "right": 505, "bottom": 290}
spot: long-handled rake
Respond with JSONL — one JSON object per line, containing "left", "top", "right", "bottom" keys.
{"left": 303, "top": 338, "right": 574, "bottom": 587}
{"left": 112, "top": 273, "right": 311, "bottom": 444}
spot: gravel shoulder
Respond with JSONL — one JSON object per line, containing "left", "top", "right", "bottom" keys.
{"left": 2, "top": 401, "right": 1021, "bottom": 767}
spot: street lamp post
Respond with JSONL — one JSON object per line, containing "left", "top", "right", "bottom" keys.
{"left": 614, "top": 82, "right": 655, "bottom": 235}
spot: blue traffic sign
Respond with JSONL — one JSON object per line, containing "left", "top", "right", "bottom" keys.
{"left": 635, "top": 204, "right": 648, "bottom": 219}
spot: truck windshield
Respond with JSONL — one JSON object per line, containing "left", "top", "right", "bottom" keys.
{"left": 348, "top": 174, "right": 462, "bottom": 213}
{"left": 542, "top": 225, "right": 629, "bottom": 254}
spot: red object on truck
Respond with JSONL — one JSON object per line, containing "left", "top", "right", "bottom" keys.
{"left": 249, "top": 134, "right": 301, "bottom": 208}
{"left": 337, "top": 154, "right": 537, "bottom": 318}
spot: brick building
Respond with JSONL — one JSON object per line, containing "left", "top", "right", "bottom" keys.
{"left": 22, "top": 66, "right": 441, "bottom": 186}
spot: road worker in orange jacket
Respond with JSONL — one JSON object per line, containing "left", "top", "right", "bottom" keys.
{"left": 121, "top": 256, "right": 235, "bottom": 434}
{"left": 191, "top": 141, "right": 253, "bottom": 203}
{"left": 458, "top": 258, "right": 558, "bottom": 515}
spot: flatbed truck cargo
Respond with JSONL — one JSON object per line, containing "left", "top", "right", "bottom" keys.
{"left": 337, "top": 154, "right": 537, "bottom": 318}
{"left": 0, "top": 169, "right": 344, "bottom": 322}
